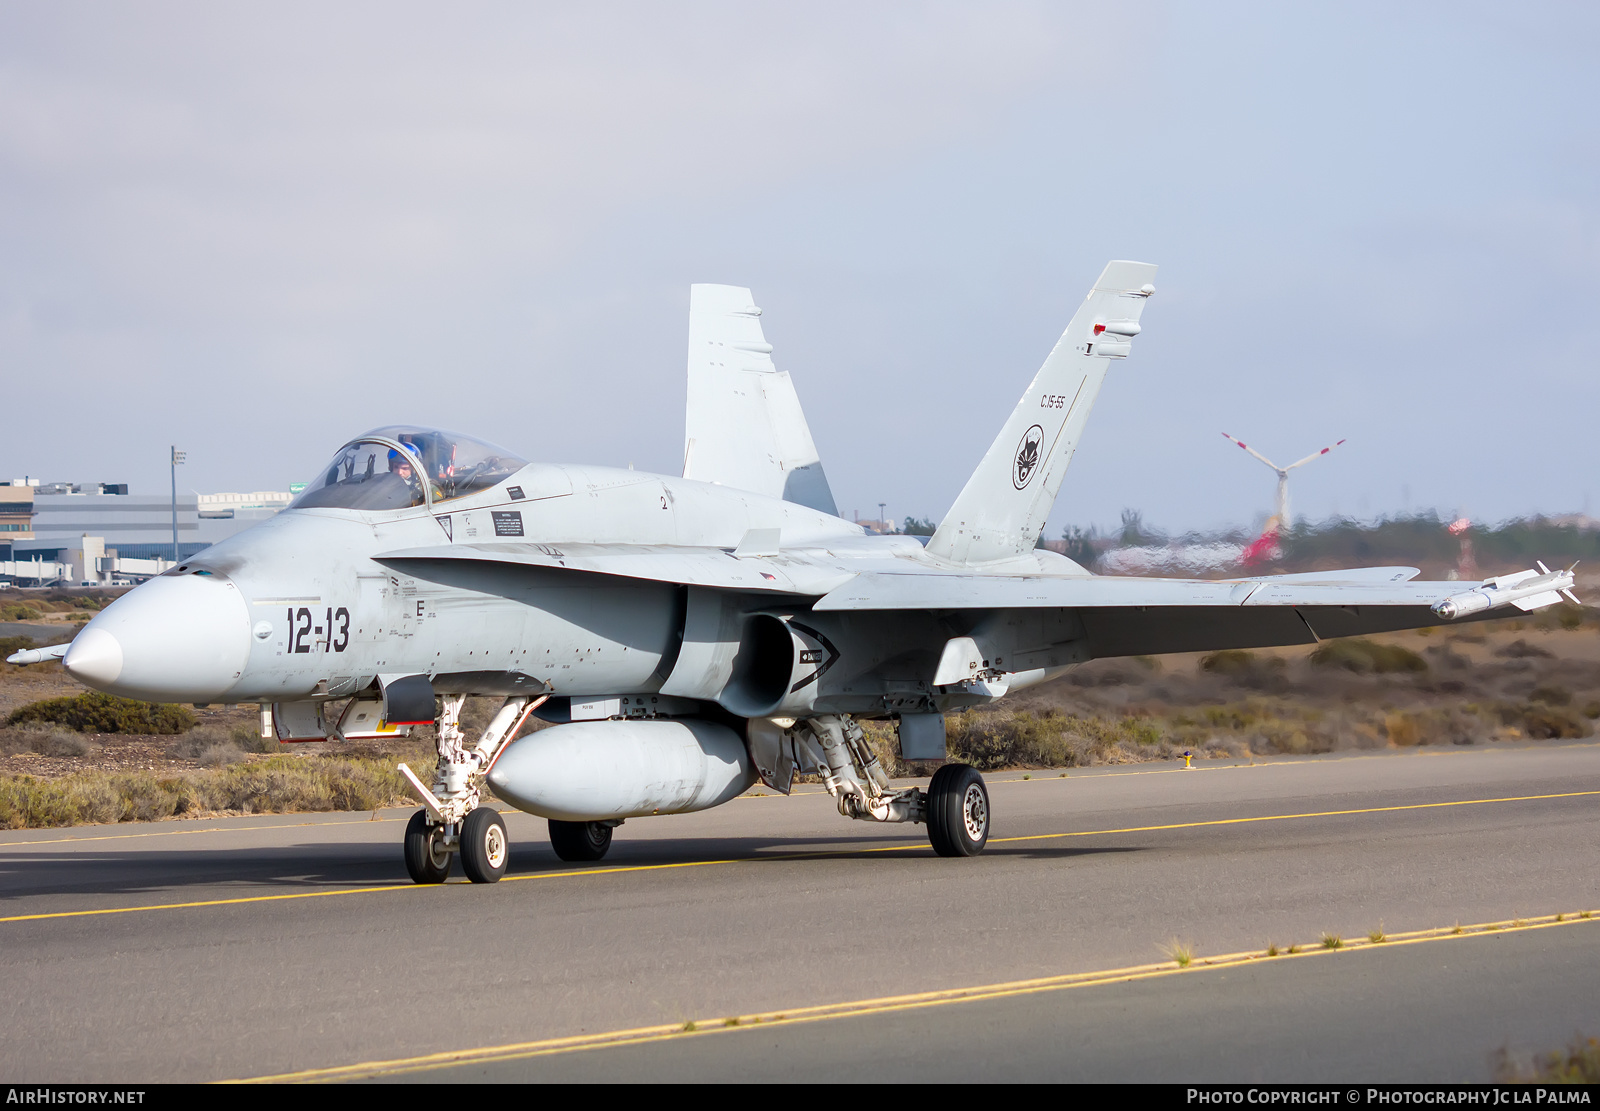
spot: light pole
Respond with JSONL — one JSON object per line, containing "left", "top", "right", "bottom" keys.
{"left": 878, "top": 502, "right": 888, "bottom": 534}
{"left": 170, "top": 446, "right": 186, "bottom": 564}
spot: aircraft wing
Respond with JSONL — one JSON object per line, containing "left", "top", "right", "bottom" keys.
{"left": 374, "top": 542, "right": 854, "bottom": 596}
{"left": 813, "top": 566, "right": 1428, "bottom": 610}
{"left": 814, "top": 567, "right": 1481, "bottom": 656}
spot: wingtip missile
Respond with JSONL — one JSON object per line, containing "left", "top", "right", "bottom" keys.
{"left": 5, "top": 643, "right": 70, "bottom": 666}
{"left": 1432, "top": 565, "right": 1578, "bottom": 620}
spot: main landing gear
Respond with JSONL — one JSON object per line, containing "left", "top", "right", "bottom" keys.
{"left": 925, "top": 762, "right": 989, "bottom": 857}
{"left": 547, "top": 819, "right": 619, "bottom": 862}
{"left": 753, "top": 715, "right": 992, "bottom": 856}
{"left": 398, "top": 693, "right": 540, "bottom": 885}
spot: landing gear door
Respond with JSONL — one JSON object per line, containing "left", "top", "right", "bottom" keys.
{"left": 744, "top": 717, "right": 828, "bottom": 795}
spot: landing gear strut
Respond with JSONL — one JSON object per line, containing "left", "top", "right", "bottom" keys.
{"left": 397, "top": 693, "right": 543, "bottom": 884}
{"left": 753, "top": 715, "right": 990, "bottom": 857}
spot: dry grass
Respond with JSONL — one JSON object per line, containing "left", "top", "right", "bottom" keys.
{"left": 1493, "top": 1035, "right": 1600, "bottom": 1082}
{"left": 0, "top": 749, "right": 432, "bottom": 829}
{"left": 1161, "top": 939, "right": 1195, "bottom": 968}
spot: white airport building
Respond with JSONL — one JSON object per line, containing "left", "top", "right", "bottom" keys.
{"left": 0, "top": 480, "right": 292, "bottom": 586}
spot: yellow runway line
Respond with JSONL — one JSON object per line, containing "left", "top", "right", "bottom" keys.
{"left": 230, "top": 909, "right": 1600, "bottom": 1083}
{"left": 4, "top": 789, "right": 1597, "bottom": 925}
{"left": 0, "top": 815, "right": 405, "bottom": 848}
{"left": 983, "top": 740, "right": 1600, "bottom": 785}
{"left": 984, "top": 788, "right": 1600, "bottom": 846}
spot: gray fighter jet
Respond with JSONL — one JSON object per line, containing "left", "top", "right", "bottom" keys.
{"left": 9, "top": 261, "right": 1575, "bottom": 883}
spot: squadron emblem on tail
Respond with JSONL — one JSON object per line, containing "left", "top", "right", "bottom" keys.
{"left": 1012, "top": 424, "right": 1044, "bottom": 489}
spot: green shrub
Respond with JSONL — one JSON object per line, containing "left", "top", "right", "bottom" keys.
{"left": 0, "top": 603, "right": 42, "bottom": 621}
{"left": 1309, "top": 638, "right": 1428, "bottom": 675}
{"left": 6, "top": 692, "right": 197, "bottom": 734}
{"left": 1529, "top": 685, "right": 1571, "bottom": 706}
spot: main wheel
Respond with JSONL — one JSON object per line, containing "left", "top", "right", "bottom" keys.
{"left": 548, "top": 819, "right": 613, "bottom": 862}
{"left": 404, "top": 809, "right": 451, "bottom": 883}
{"left": 460, "top": 807, "right": 509, "bottom": 884}
{"left": 926, "top": 763, "right": 990, "bottom": 857}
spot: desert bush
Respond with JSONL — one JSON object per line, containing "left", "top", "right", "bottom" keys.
{"left": 0, "top": 725, "right": 95, "bottom": 757}
{"left": 1200, "top": 649, "right": 1288, "bottom": 690}
{"left": 197, "top": 744, "right": 246, "bottom": 767}
{"left": 30, "top": 730, "right": 95, "bottom": 757}
{"left": 1584, "top": 700, "right": 1600, "bottom": 720}
{"left": 0, "top": 753, "right": 419, "bottom": 828}
{"left": 1309, "top": 638, "right": 1427, "bottom": 675}
{"left": 1497, "top": 639, "right": 1553, "bottom": 659}
{"left": 6, "top": 692, "right": 196, "bottom": 734}
{"left": 1200, "top": 650, "right": 1256, "bottom": 676}
{"left": 1385, "top": 713, "right": 1421, "bottom": 747}
{"left": 1515, "top": 705, "right": 1588, "bottom": 740}
{"left": 0, "top": 603, "right": 42, "bottom": 621}
{"left": 1529, "top": 685, "right": 1572, "bottom": 706}
{"left": 0, "top": 635, "right": 38, "bottom": 658}
{"left": 1494, "top": 1035, "right": 1600, "bottom": 1083}
{"left": 941, "top": 708, "right": 1167, "bottom": 771}
{"left": 171, "top": 727, "right": 248, "bottom": 766}
{"left": 1423, "top": 644, "right": 1471, "bottom": 671}
{"left": 1383, "top": 708, "right": 1486, "bottom": 747}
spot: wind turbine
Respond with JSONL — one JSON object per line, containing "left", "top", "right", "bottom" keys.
{"left": 1221, "top": 433, "right": 1346, "bottom": 527}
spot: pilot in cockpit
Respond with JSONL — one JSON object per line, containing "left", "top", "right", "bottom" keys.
{"left": 388, "top": 447, "right": 426, "bottom": 502}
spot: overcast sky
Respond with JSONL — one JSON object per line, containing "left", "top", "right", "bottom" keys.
{"left": 2, "top": 2, "right": 1596, "bottom": 536}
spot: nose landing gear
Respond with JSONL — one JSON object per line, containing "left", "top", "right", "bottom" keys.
{"left": 397, "top": 693, "right": 543, "bottom": 884}
{"left": 460, "top": 807, "right": 509, "bottom": 883}
{"left": 403, "top": 809, "right": 451, "bottom": 883}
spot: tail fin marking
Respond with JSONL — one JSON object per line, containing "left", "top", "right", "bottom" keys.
{"left": 925, "top": 260, "right": 1157, "bottom": 565}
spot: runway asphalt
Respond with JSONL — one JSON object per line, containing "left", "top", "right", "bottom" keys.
{"left": 1, "top": 741, "right": 1597, "bottom": 1083}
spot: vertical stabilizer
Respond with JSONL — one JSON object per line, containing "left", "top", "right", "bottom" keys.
{"left": 682, "top": 285, "right": 838, "bottom": 516}
{"left": 926, "top": 261, "right": 1157, "bottom": 565}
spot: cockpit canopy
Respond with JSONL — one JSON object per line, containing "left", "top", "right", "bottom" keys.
{"left": 290, "top": 427, "right": 528, "bottom": 512}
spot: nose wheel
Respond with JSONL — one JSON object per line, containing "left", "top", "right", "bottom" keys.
{"left": 404, "top": 809, "right": 451, "bottom": 883}
{"left": 926, "top": 763, "right": 989, "bottom": 857}
{"left": 460, "top": 807, "right": 509, "bottom": 883}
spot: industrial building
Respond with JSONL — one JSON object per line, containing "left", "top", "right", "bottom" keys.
{"left": 0, "top": 480, "right": 291, "bottom": 586}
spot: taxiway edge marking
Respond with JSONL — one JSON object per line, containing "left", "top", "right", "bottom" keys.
{"left": 228, "top": 910, "right": 1600, "bottom": 1083}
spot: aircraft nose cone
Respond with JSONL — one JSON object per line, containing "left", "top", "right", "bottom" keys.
{"left": 66, "top": 574, "right": 252, "bottom": 702}
{"left": 61, "top": 627, "right": 124, "bottom": 686}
